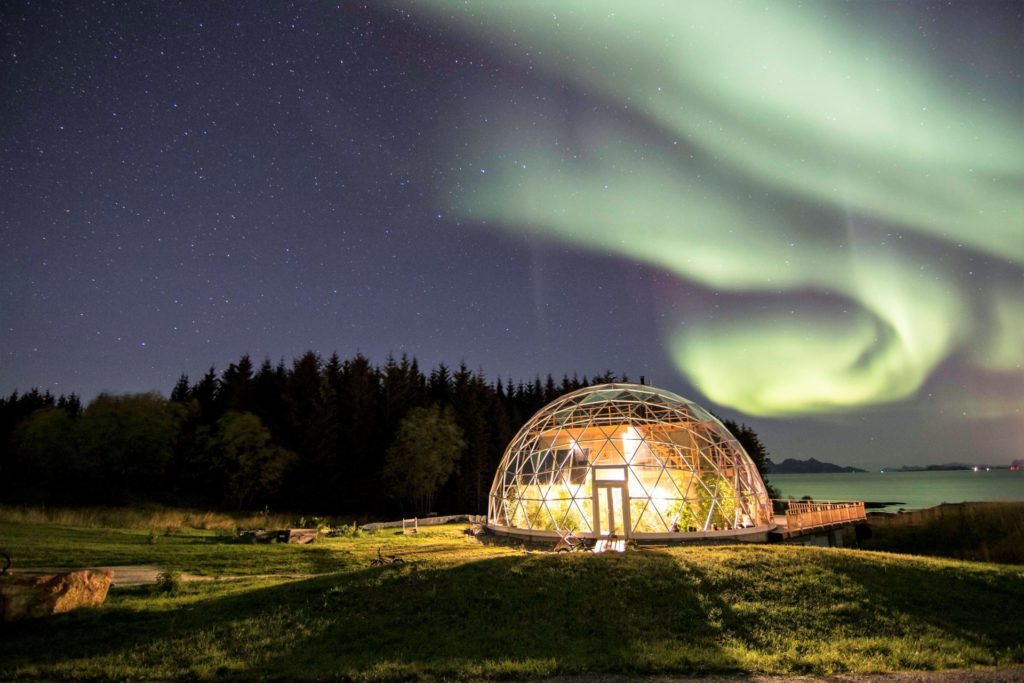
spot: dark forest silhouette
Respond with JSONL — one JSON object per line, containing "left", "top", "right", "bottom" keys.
{"left": 0, "top": 352, "right": 772, "bottom": 517}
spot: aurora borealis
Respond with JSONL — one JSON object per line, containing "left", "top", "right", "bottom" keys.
{"left": 2, "top": 1, "right": 1021, "bottom": 468}
{"left": 404, "top": 1, "right": 1024, "bottom": 420}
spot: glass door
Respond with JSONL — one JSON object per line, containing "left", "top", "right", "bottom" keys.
{"left": 592, "top": 466, "right": 630, "bottom": 538}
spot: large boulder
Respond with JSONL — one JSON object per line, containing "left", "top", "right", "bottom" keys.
{"left": 0, "top": 569, "right": 114, "bottom": 623}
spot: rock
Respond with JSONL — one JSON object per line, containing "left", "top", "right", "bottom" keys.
{"left": 284, "top": 528, "right": 318, "bottom": 544}
{"left": 240, "top": 528, "right": 318, "bottom": 544}
{"left": 0, "top": 569, "right": 114, "bottom": 623}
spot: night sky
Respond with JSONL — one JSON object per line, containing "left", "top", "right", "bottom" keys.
{"left": 2, "top": 1, "right": 1021, "bottom": 469}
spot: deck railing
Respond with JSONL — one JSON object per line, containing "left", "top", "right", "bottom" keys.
{"left": 777, "top": 499, "right": 866, "bottom": 532}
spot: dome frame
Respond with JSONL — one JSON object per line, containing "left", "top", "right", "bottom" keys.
{"left": 487, "top": 383, "right": 774, "bottom": 542}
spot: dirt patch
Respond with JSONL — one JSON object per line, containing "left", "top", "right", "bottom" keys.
{"left": 11, "top": 566, "right": 314, "bottom": 587}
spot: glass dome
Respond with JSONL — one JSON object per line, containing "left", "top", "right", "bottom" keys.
{"left": 487, "top": 383, "right": 773, "bottom": 540}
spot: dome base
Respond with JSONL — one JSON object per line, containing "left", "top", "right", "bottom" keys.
{"left": 485, "top": 521, "right": 778, "bottom": 545}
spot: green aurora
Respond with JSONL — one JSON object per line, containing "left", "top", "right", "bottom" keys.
{"left": 399, "top": 1, "right": 1023, "bottom": 417}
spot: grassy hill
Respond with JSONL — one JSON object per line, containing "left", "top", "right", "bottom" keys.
{"left": 1, "top": 515, "right": 1022, "bottom": 681}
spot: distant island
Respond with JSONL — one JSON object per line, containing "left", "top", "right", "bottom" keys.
{"left": 890, "top": 463, "right": 1011, "bottom": 472}
{"left": 892, "top": 463, "right": 971, "bottom": 472}
{"left": 767, "top": 458, "right": 866, "bottom": 474}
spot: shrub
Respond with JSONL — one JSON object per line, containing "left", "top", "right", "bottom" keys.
{"left": 332, "top": 522, "right": 362, "bottom": 538}
{"left": 155, "top": 570, "right": 182, "bottom": 595}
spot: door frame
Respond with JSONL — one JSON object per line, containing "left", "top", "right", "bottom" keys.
{"left": 591, "top": 465, "right": 631, "bottom": 538}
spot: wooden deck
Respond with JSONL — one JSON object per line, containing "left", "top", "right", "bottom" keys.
{"left": 776, "top": 500, "right": 867, "bottom": 536}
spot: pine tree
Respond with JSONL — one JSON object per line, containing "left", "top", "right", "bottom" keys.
{"left": 221, "top": 354, "right": 255, "bottom": 413}
{"left": 170, "top": 374, "right": 191, "bottom": 403}
{"left": 428, "top": 363, "right": 452, "bottom": 405}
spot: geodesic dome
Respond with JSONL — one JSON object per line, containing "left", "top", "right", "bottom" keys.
{"left": 487, "top": 383, "right": 773, "bottom": 540}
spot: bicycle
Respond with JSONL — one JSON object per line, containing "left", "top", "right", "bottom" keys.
{"left": 369, "top": 547, "right": 405, "bottom": 567}
{"left": 553, "top": 529, "right": 590, "bottom": 553}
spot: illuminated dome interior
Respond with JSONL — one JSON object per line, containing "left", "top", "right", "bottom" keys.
{"left": 487, "top": 383, "right": 773, "bottom": 539}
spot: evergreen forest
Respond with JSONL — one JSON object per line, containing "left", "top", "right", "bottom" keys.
{"left": 0, "top": 352, "right": 771, "bottom": 517}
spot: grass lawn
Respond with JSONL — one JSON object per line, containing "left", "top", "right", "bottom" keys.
{"left": 1, "top": 518, "right": 1023, "bottom": 681}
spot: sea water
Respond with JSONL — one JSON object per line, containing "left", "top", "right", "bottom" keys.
{"left": 769, "top": 469, "right": 1024, "bottom": 510}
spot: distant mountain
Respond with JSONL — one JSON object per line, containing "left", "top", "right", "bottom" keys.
{"left": 767, "top": 458, "right": 866, "bottom": 474}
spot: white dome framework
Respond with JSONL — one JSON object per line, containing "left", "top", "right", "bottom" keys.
{"left": 487, "top": 384, "right": 774, "bottom": 541}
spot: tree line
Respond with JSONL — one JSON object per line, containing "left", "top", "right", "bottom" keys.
{"left": 0, "top": 351, "right": 772, "bottom": 516}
